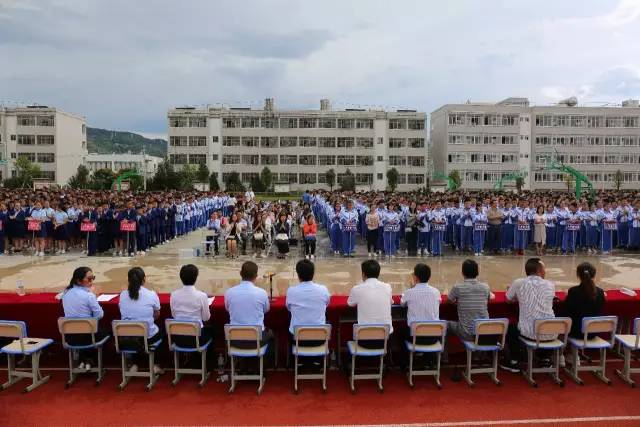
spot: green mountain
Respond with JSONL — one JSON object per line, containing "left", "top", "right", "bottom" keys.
{"left": 87, "top": 127, "right": 167, "bottom": 158}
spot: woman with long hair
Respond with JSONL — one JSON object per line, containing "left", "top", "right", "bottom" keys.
{"left": 564, "top": 262, "right": 605, "bottom": 339}
{"left": 252, "top": 212, "right": 266, "bottom": 258}
{"left": 533, "top": 205, "right": 547, "bottom": 256}
{"left": 274, "top": 212, "right": 290, "bottom": 259}
{"left": 118, "top": 267, "right": 163, "bottom": 374}
{"left": 302, "top": 214, "right": 317, "bottom": 259}
{"left": 225, "top": 212, "right": 241, "bottom": 258}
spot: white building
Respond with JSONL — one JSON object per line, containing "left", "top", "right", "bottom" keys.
{"left": 0, "top": 105, "right": 87, "bottom": 185}
{"left": 167, "top": 98, "right": 428, "bottom": 191}
{"left": 85, "top": 152, "right": 163, "bottom": 179}
{"left": 431, "top": 97, "right": 640, "bottom": 190}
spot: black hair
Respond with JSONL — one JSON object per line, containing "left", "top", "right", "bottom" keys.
{"left": 179, "top": 264, "right": 199, "bottom": 286}
{"left": 577, "top": 262, "right": 597, "bottom": 300}
{"left": 240, "top": 261, "right": 259, "bottom": 281}
{"left": 296, "top": 259, "right": 315, "bottom": 282}
{"left": 127, "top": 267, "right": 146, "bottom": 300}
{"left": 524, "top": 258, "right": 543, "bottom": 276}
{"left": 461, "top": 259, "right": 479, "bottom": 279}
{"left": 66, "top": 266, "right": 93, "bottom": 290}
{"left": 361, "top": 259, "right": 381, "bottom": 279}
{"left": 413, "top": 263, "right": 431, "bottom": 283}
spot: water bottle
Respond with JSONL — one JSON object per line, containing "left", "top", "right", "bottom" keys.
{"left": 217, "top": 353, "right": 225, "bottom": 375}
{"left": 16, "top": 279, "right": 26, "bottom": 296}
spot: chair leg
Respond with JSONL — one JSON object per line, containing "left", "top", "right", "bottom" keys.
{"left": 377, "top": 355, "right": 384, "bottom": 392}
{"left": 199, "top": 350, "right": 208, "bottom": 388}
{"left": 551, "top": 348, "right": 563, "bottom": 386}
{"left": 2, "top": 355, "right": 20, "bottom": 390}
{"left": 228, "top": 356, "right": 236, "bottom": 393}
{"left": 96, "top": 347, "right": 104, "bottom": 385}
{"left": 491, "top": 351, "right": 500, "bottom": 385}
{"left": 463, "top": 349, "right": 474, "bottom": 387}
{"left": 407, "top": 351, "right": 414, "bottom": 387}
{"left": 322, "top": 353, "right": 327, "bottom": 392}
{"left": 565, "top": 346, "right": 582, "bottom": 385}
{"left": 118, "top": 354, "right": 129, "bottom": 390}
{"left": 66, "top": 350, "right": 75, "bottom": 388}
{"left": 525, "top": 347, "right": 536, "bottom": 387}
{"left": 257, "top": 356, "right": 264, "bottom": 395}
{"left": 146, "top": 352, "right": 156, "bottom": 391}
{"left": 172, "top": 351, "right": 180, "bottom": 386}
{"left": 616, "top": 348, "right": 635, "bottom": 387}
{"left": 595, "top": 348, "right": 611, "bottom": 385}
{"left": 350, "top": 355, "right": 356, "bottom": 393}
{"left": 25, "top": 351, "right": 50, "bottom": 393}
{"left": 294, "top": 354, "right": 299, "bottom": 393}
{"left": 435, "top": 353, "right": 442, "bottom": 389}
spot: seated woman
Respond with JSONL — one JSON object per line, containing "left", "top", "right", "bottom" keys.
{"left": 302, "top": 214, "right": 317, "bottom": 260}
{"left": 225, "top": 213, "right": 241, "bottom": 259}
{"left": 564, "top": 262, "right": 606, "bottom": 339}
{"left": 118, "top": 267, "right": 163, "bottom": 374}
{"left": 274, "top": 212, "right": 290, "bottom": 259}
{"left": 252, "top": 212, "right": 266, "bottom": 258}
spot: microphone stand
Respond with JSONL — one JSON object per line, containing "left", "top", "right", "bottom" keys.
{"left": 263, "top": 272, "right": 276, "bottom": 301}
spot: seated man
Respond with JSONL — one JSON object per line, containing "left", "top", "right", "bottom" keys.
{"left": 447, "top": 259, "right": 493, "bottom": 343}
{"left": 501, "top": 257, "right": 556, "bottom": 373}
{"left": 224, "top": 261, "right": 272, "bottom": 349}
{"left": 347, "top": 259, "right": 394, "bottom": 348}
{"left": 401, "top": 263, "right": 441, "bottom": 344}
{"left": 286, "top": 259, "right": 331, "bottom": 346}
{"left": 170, "top": 264, "right": 213, "bottom": 348}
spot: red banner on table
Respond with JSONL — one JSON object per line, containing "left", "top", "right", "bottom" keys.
{"left": 120, "top": 220, "right": 136, "bottom": 232}
{"left": 81, "top": 222, "right": 97, "bottom": 232}
{"left": 0, "top": 220, "right": 3, "bottom": 231}
{"left": 27, "top": 220, "right": 41, "bottom": 231}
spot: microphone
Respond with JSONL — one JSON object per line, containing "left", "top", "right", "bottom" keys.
{"left": 263, "top": 272, "right": 276, "bottom": 279}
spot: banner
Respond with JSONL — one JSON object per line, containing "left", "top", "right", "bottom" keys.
{"left": 27, "top": 220, "right": 41, "bottom": 231}
{"left": 566, "top": 222, "right": 581, "bottom": 232}
{"left": 474, "top": 223, "right": 488, "bottom": 231}
{"left": 517, "top": 223, "right": 530, "bottom": 231}
{"left": 432, "top": 222, "right": 446, "bottom": 232}
{"left": 81, "top": 222, "right": 97, "bottom": 232}
{"left": 120, "top": 220, "right": 136, "bottom": 232}
{"left": 603, "top": 221, "right": 618, "bottom": 231}
{"left": 343, "top": 222, "right": 357, "bottom": 232}
{"left": 384, "top": 223, "right": 401, "bottom": 233}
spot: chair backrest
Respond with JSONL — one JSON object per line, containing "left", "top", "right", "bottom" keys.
{"left": 353, "top": 324, "right": 390, "bottom": 352}
{"left": 112, "top": 320, "right": 149, "bottom": 353}
{"left": 58, "top": 317, "right": 98, "bottom": 347}
{"left": 474, "top": 318, "right": 509, "bottom": 347}
{"left": 0, "top": 321, "right": 27, "bottom": 353}
{"left": 294, "top": 325, "right": 331, "bottom": 350}
{"left": 582, "top": 316, "right": 618, "bottom": 346}
{"left": 165, "top": 319, "right": 201, "bottom": 349}
{"left": 225, "top": 324, "right": 262, "bottom": 353}
{"left": 410, "top": 321, "right": 447, "bottom": 345}
{"left": 633, "top": 317, "right": 640, "bottom": 349}
{"left": 534, "top": 317, "right": 571, "bottom": 346}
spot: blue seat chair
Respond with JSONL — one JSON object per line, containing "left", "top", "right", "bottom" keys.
{"left": 347, "top": 324, "right": 390, "bottom": 393}
{"left": 112, "top": 320, "right": 163, "bottom": 391}
{"left": 405, "top": 320, "right": 447, "bottom": 389}
{"left": 58, "top": 317, "right": 110, "bottom": 387}
{"left": 165, "top": 319, "right": 212, "bottom": 388}
{"left": 461, "top": 318, "right": 509, "bottom": 387}
{"left": 225, "top": 324, "right": 269, "bottom": 395}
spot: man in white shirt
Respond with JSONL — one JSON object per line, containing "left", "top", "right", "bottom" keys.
{"left": 501, "top": 257, "right": 556, "bottom": 373}
{"left": 170, "top": 264, "right": 212, "bottom": 348}
{"left": 286, "top": 259, "right": 330, "bottom": 337}
{"left": 348, "top": 260, "right": 394, "bottom": 348}
{"left": 401, "top": 263, "right": 441, "bottom": 345}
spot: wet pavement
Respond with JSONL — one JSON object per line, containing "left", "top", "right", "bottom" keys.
{"left": 1, "top": 229, "right": 639, "bottom": 296}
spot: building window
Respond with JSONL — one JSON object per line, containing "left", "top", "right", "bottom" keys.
{"left": 319, "top": 137, "right": 336, "bottom": 148}
{"left": 280, "top": 155, "right": 297, "bottom": 165}
{"left": 337, "top": 119, "right": 354, "bottom": 129}
{"left": 623, "top": 116, "right": 639, "bottom": 128}
{"left": 37, "top": 135, "right": 55, "bottom": 145}
{"left": 241, "top": 172, "right": 259, "bottom": 182}
{"left": 38, "top": 171, "right": 56, "bottom": 181}
{"left": 356, "top": 155, "right": 373, "bottom": 166}
{"left": 261, "top": 154, "right": 278, "bottom": 165}
{"left": 169, "top": 116, "right": 188, "bottom": 127}
{"left": 241, "top": 137, "right": 258, "bottom": 147}
{"left": 188, "top": 116, "right": 207, "bottom": 127}
{"left": 408, "top": 156, "right": 424, "bottom": 167}
{"left": 317, "top": 174, "right": 326, "bottom": 184}
{"left": 389, "top": 119, "right": 405, "bottom": 129}
{"left": 587, "top": 116, "right": 603, "bottom": 128}
{"left": 242, "top": 155, "right": 259, "bottom": 165}
{"left": 261, "top": 137, "right": 278, "bottom": 148}
{"left": 188, "top": 136, "right": 207, "bottom": 147}
{"left": 299, "top": 155, "right": 316, "bottom": 166}
{"left": 377, "top": 173, "right": 383, "bottom": 180}
{"left": 377, "top": 137, "right": 384, "bottom": 145}
{"left": 222, "top": 155, "right": 241, "bottom": 165}
{"left": 318, "top": 155, "right": 335, "bottom": 166}
{"left": 389, "top": 155, "right": 406, "bottom": 166}
{"left": 337, "top": 137, "right": 354, "bottom": 148}
{"left": 299, "top": 173, "right": 317, "bottom": 184}
{"left": 356, "top": 119, "right": 373, "bottom": 129}
{"left": 169, "top": 154, "right": 187, "bottom": 164}
{"left": 222, "top": 136, "right": 240, "bottom": 147}
{"left": 389, "top": 138, "right": 405, "bottom": 148}
{"left": 280, "top": 137, "right": 298, "bottom": 147}
{"left": 17, "top": 116, "right": 36, "bottom": 126}
{"left": 408, "top": 138, "right": 424, "bottom": 148}
{"left": 502, "top": 115, "right": 517, "bottom": 126}
{"left": 223, "top": 118, "right": 240, "bottom": 128}
{"left": 319, "top": 118, "right": 335, "bottom": 128}
{"left": 170, "top": 136, "right": 187, "bottom": 147}
{"left": 261, "top": 118, "right": 278, "bottom": 128}
{"left": 17, "top": 135, "right": 35, "bottom": 145}
{"left": 356, "top": 173, "right": 373, "bottom": 185}
{"left": 448, "top": 134, "right": 463, "bottom": 144}
{"left": 337, "top": 155, "right": 355, "bottom": 165}
{"left": 407, "top": 119, "right": 425, "bottom": 130}
{"left": 300, "top": 118, "right": 316, "bottom": 128}
{"left": 280, "top": 173, "right": 297, "bottom": 183}
{"left": 280, "top": 118, "right": 298, "bottom": 129}
{"left": 212, "top": 154, "right": 219, "bottom": 161}
{"left": 36, "top": 153, "right": 55, "bottom": 163}
{"left": 408, "top": 174, "right": 424, "bottom": 184}
{"left": 300, "top": 137, "right": 317, "bottom": 147}
{"left": 356, "top": 137, "right": 373, "bottom": 148}
{"left": 241, "top": 117, "right": 260, "bottom": 128}
{"left": 377, "top": 156, "right": 383, "bottom": 162}
{"left": 188, "top": 154, "right": 207, "bottom": 164}
{"left": 18, "top": 152, "right": 36, "bottom": 162}
{"left": 212, "top": 136, "right": 219, "bottom": 143}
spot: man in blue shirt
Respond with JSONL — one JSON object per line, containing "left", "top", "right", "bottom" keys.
{"left": 286, "top": 259, "right": 330, "bottom": 343}
{"left": 225, "top": 261, "right": 273, "bottom": 349}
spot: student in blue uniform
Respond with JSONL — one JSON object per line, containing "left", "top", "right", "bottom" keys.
{"left": 472, "top": 203, "right": 488, "bottom": 256}
{"left": 382, "top": 201, "right": 401, "bottom": 258}
{"left": 430, "top": 202, "right": 447, "bottom": 256}
{"left": 340, "top": 200, "right": 359, "bottom": 257}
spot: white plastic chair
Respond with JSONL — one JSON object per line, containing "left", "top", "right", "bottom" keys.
{"left": 58, "top": 317, "right": 110, "bottom": 387}
{"left": 461, "top": 318, "right": 509, "bottom": 387}
{"left": 292, "top": 324, "right": 331, "bottom": 393}
{"left": 614, "top": 317, "right": 640, "bottom": 387}
{"left": 347, "top": 324, "right": 390, "bottom": 393}
{"left": 166, "top": 319, "right": 212, "bottom": 388}
{"left": 518, "top": 317, "right": 571, "bottom": 387}
{"left": 565, "top": 316, "right": 617, "bottom": 385}
{"left": 0, "top": 320, "right": 53, "bottom": 392}
{"left": 225, "top": 325, "right": 269, "bottom": 395}
{"left": 405, "top": 320, "right": 447, "bottom": 389}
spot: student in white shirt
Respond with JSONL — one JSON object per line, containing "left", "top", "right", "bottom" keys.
{"left": 347, "top": 260, "right": 394, "bottom": 348}
{"left": 401, "top": 263, "right": 441, "bottom": 345}
{"left": 170, "top": 264, "right": 213, "bottom": 349}
{"left": 118, "top": 267, "right": 163, "bottom": 374}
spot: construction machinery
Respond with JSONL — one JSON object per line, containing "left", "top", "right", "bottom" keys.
{"left": 432, "top": 171, "right": 459, "bottom": 191}
{"left": 539, "top": 154, "right": 595, "bottom": 200}
{"left": 112, "top": 170, "right": 142, "bottom": 192}
{"left": 493, "top": 171, "right": 525, "bottom": 192}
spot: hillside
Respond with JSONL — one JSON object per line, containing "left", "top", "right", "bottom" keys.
{"left": 87, "top": 127, "right": 167, "bottom": 158}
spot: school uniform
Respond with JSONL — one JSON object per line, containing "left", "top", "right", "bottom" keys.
{"left": 340, "top": 208, "right": 359, "bottom": 256}
{"left": 600, "top": 210, "right": 617, "bottom": 253}
{"left": 430, "top": 209, "right": 447, "bottom": 256}
{"left": 417, "top": 210, "right": 431, "bottom": 255}
{"left": 562, "top": 212, "right": 580, "bottom": 254}
{"left": 472, "top": 211, "right": 488, "bottom": 255}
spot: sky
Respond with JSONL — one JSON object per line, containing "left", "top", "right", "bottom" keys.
{"left": 1, "top": 0, "right": 640, "bottom": 140}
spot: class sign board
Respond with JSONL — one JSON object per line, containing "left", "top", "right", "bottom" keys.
{"left": 81, "top": 222, "right": 97, "bottom": 232}
{"left": 27, "top": 220, "right": 41, "bottom": 231}
{"left": 119, "top": 220, "right": 136, "bottom": 232}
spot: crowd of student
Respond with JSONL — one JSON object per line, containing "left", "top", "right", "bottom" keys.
{"left": 2, "top": 187, "right": 640, "bottom": 260}
{"left": 55, "top": 256, "right": 605, "bottom": 376}
{"left": 307, "top": 189, "right": 640, "bottom": 257}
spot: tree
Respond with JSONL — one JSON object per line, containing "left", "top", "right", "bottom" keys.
{"left": 89, "top": 168, "right": 116, "bottom": 190}
{"left": 260, "top": 167, "right": 273, "bottom": 192}
{"left": 448, "top": 170, "right": 462, "bottom": 191}
{"left": 12, "top": 156, "right": 42, "bottom": 188}
{"left": 339, "top": 168, "right": 355, "bottom": 192}
{"left": 149, "top": 159, "right": 179, "bottom": 190}
{"left": 325, "top": 168, "right": 336, "bottom": 191}
{"left": 224, "top": 171, "right": 244, "bottom": 192}
{"left": 178, "top": 164, "right": 197, "bottom": 190}
{"left": 250, "top": 175, "right": 265, "bottom": 192}
{"left": 117, "top": 169, "right": 143, "bottom": 191}
{"left": 515, "top": 176, "right": 525, "bottom": 194}
{"left": 196, "top": 162, "right": 210, "bottom": 183}
{"left": 614, "top": 169, "right": 624, "bottom": 191}
{"left": 68, "top": 165, "right": 90, "bottom": 189}
{"left": 564, "top": 174, "right": 575, "bottom": 193}
{"left": 209, "top": 173, "right": 220, "bottom": 191}
{"left": 386, "top": 167, "right": 399, "bottom": 192}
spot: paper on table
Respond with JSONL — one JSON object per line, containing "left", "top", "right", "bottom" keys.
{"left": 620, "top": 287, "right": 637, "bottom": 297}
{"left": 97, "top": 294, "right": 118, "bottom": 302}
{"left": 207, "top": 297, "right": 215, "bottom": 306}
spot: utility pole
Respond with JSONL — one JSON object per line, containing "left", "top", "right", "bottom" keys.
{"left": 142, "top": 145, "right": 147, "bottom": 190}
